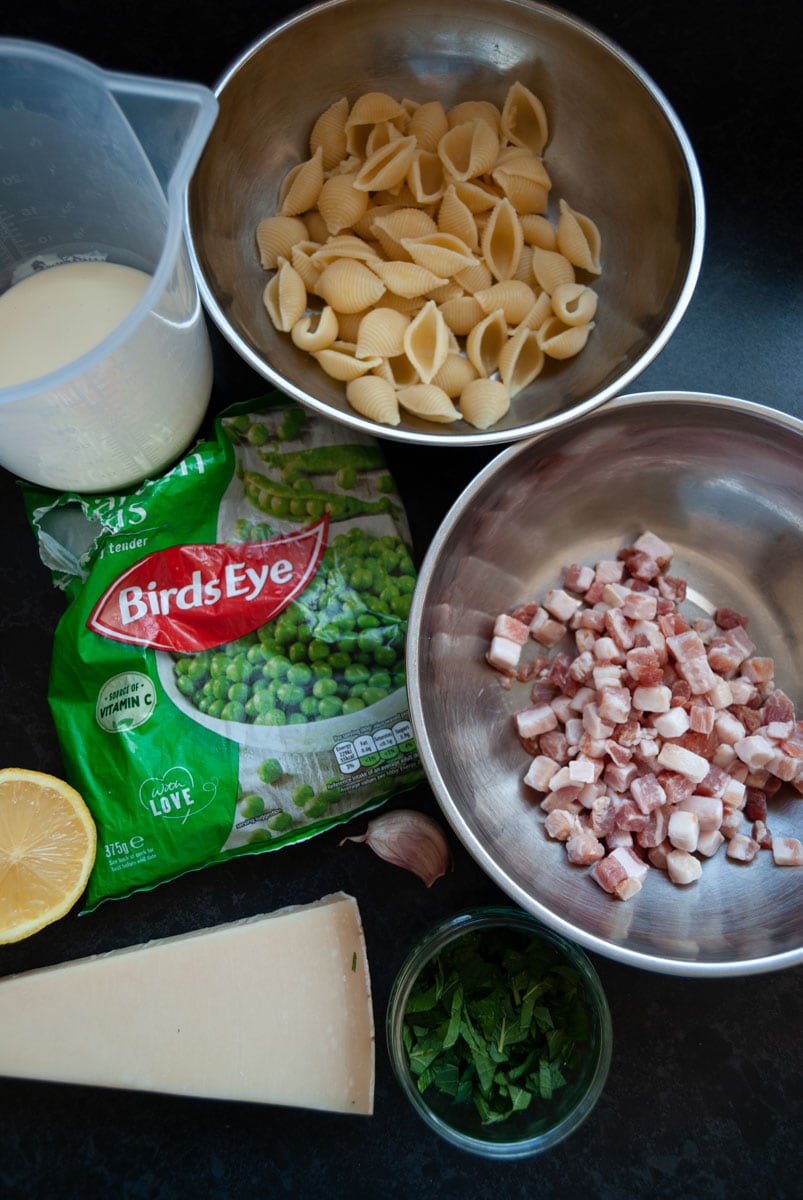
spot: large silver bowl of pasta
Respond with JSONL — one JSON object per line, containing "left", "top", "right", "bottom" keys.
{"left": 187, "top": 0, "right": 705, "bottom": 445}
{"left": 406, "top": 392, "right": 803, "bottom": 975}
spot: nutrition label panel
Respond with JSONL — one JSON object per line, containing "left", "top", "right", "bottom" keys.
{"left": 333, "top": 719, "right": 417, "bottom": 774}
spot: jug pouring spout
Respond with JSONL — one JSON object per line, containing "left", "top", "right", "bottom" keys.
{"left": 109, "top": 73, "right": 218, "bottom": 199}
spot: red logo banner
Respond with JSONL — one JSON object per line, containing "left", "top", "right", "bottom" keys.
{"left": 88, "top": 518, "right": 329, "bottom": 652}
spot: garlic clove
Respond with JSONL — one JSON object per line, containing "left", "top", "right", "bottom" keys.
{"left": 340, "top": 809, "right": 451, "bottom": 887}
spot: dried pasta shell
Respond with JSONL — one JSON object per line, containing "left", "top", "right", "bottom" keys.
{"left": 531, "top": 246, "right": 576, "bottom": 293}
{"left": 371, "top": 208, "right": 438, "bottom": 260}
{"left": 356, "top": 306, "right": 410, "bottom": 358}
{"left": 537, "top": 315, "right": 594, "bottom": 359}
{"left": 314, "top": 340, "right": 381, "bottom": 381}
{"left": 466, "top": 308, "right": 508, "bottom": 376}
{"left": 500, "top": 81, "right": 549, "bottom": 155}
{"left": 369, "top": 259, "right": 448, "bottom": 299}
{"left": 255, "top": 215, "right": 308, "bottom": 270}
{"left": 373, "top": 353, "right": 420, "bottom": 388}
{"left": 438, "top": 119, "right": 498, "bottom": 182}
{"left": 407, "top": 149, "right": 446, "bottom": 204}
{"left": 426, "top": 281, "right": 464, "bottom": 305}
{"left": 310, "top": 234, "right": 379, "bottom": 268}
{"left": 345, "top": 375, "right": 401, "bottom": 427}
{"left": 498, "top": 324, "right": 545, "bottom": 396}
{"left": 453, "top": 260, "right": 494, "bottom": 295}
{"left": 403, "top": 299, "right": 450, "bottom": 384}
{"left": 379, "top": 292, "right": 426, "bottom": 317}
{"left": 407, "top": 100, "right": 449, "bottom": 152}
{"left": 279, "top": 147, "right": 324, "bottom": 216}
{"left": 396, "top": 383, "right": 462, "bottom": 423}
{"left": 481, "top": 198, "right": 524, "bottom": 282}
{"left": 346, "top": 91, "right": 408, "bottom": 155}
{"left": 317, "top": 172, "right": 369, "bottom": 235}
{"left": 351, "top": 201, "right": 398, "bottom": 241}
{"left": 453, "top": 178, "right": 501, "bottom": 213}
{"left": 354, "top": 135, "right": 418, "bottom": 192}
{"left": 315, "top": 258, "right": 386, "bottom": 313}
{"left": 447, "top": 99, "right": 501, "bottom": 135}
{"left": 309, "top": 97, "right": 349, "bottom": 171}
{"left": 474, "top": 280, "right": 536, "bottom": 325}
{"left": 290, "top": 240, "right": 324, "bottom": 291}
{"left": 437, "top": 185, "right": 478, "bottom": 250}
{"left": 432, "top": 352, "right": 479, "bottom": 398}
{"left": 262, "top": 259, "right": 307, "bottom": 332}
{"left": 438, "top": 294, "right": 484, "bottom": 337}
{"left": 334, "top": 309, "right": 369, "bottom": 344}
{"left": 516, "top": 290, "right": 552, "bottom": 331}
{"left": 511, "top": 244, "right": 537, "bottom": 287}
{"left": 364, "top": 120, "right": 403, "bottom": 158}
{"left": 556, "top": 198, "right": 602, "bottom": 274}
{"left": 400, "top": 232, "right": 477, "bottom": 277}
{"left": 303, "top": 209, "right": 329, "bottom": 244}
{"left": 551, "top": 281, "right": 598, "bottom": 327}
{"left": 519, "top": 213, "right": 558, "bottom": 250}
{"left": 459, "top": 378, "right": 510, "bottom": 430}
{"left": 290, "top": 306, "right": 339, "bottom": 352}
{"left": 491, "top": 151, "right": 551, "bottom": 215}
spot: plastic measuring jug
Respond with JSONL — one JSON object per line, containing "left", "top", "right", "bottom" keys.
{"left": 0, "top": 40, "right": 218, "bottom": 493}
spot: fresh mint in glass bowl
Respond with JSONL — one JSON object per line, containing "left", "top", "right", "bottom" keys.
{"left": 386, "top": 906, "right": 612, "bottom": 1158}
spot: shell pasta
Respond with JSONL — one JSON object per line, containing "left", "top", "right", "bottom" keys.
{"left": 255, "top": 81, "right": 602, "bottom": 430}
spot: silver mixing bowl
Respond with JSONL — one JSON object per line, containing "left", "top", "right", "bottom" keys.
{"left": 187, "top": 0, "right": 704, "bottom": 446}
{"left": 406, "top": 392, "right": 803, "bottom": 975}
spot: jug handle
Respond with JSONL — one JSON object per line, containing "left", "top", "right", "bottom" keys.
{"left": 109, "top": 73, "right": 218, "bottom": 200}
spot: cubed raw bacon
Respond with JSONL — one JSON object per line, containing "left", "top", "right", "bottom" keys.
{"left": 726, "top": 833, "right": 760, "bottom": 862}
{"left": 523, "top": 755, "right": 560, "bottom": 792}
{"left": 566, "top": 829, "right": 605, "bottom": 865}
{"left": 653, "top": 706, "right": 691, "bottom": 739}
{"left": 594, "top": 559, "right": 624, "bottom": 584}
{"left": 544, "top": 809, "right": 581, "bottom": 841}
{"left": 696, "top": 828, "right": 725, "bottom": 857}
{"left": 685, "top": 804, "right": 725, "bottom": 843}
{"left": 630, "top": 773, "right": 666, "bottom": 814}
{"left": 714, "top": 606, "right": 749, "bottom": 629}
{"left": 772, "top": 837, "right": 803, "bottom": 866}
{"left": 493, "top": 613, "right": 530, "bottom": 644}
{"left": 486, "top": 635, "right": 523, "bottom": 675}
{"left": 529, "top": 607, "right": 567, "bottom": 647}
{"left": 492, "top": 530, "right": 803, "bottom": 906}
{"left": 633, "top": 684, "right": 671, "bottom": 713}
{"left": 744, "top": 787, "right": 768, "bottom": 822}
{"left": 564, "top": 562, "right": 595, "bottom": 593}
{"left": 633, "top": 529, "right": 673, "bottom": 564}
{"left": 666, "top": 849, "right": 703, "bottom": 885}
{"left": 656, "top": 742, "right": 710, "bottom": 782}
{"left": 667, "top": 808, "right": 700, "bottom": 852}
{"left": 516, "top": 702, "right": 558, "bottom": 739}
{"left": 543, "top": 588, "right": 583, "bottom": 623}
{"left": 741, "top": 656, "right": 774, "bottom": 684}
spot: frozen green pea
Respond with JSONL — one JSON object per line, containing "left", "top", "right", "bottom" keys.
{"left": 258, "top": 757, "right": 284, "bottom": 784}
{"left": 292, "top": 784, "right": 315, "bottom": 808}
{"left": 247, "top": 422, "right": 269, "bottom": 446}
{"left": 268, "top": 811, "right": 294, "bottom": 832}
{"left": 304, "top": 795, "right": 330, "bottom": 819}
{"left": 240, "top": 794, "right": 265, "bottom": 819}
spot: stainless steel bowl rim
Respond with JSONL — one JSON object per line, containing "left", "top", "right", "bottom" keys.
{"left": 184, "top": 0, "right": 706, "bottom": 446}
{"left": 407, "top": 391, "right": 803, "bottom": 976}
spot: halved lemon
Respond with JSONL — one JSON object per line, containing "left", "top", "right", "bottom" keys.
{"left": 0, "top": 768, "right": 97, "bottom": 944}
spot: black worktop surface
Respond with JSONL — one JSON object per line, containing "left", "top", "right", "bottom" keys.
{"left": 1, "top": 2, "right": 801, "bottom": 1198}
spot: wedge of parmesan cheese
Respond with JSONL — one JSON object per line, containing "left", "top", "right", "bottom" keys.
{"left": 0, "top": 892, "right": 374, "bottom": 1114}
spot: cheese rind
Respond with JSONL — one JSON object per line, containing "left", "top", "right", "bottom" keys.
{"left": 0, "top": 892, "right": 375, "bottom": 1114}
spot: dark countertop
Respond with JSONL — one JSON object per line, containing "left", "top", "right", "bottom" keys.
{"left": 1, "top": 2, "right": 801, "bottom": 1197}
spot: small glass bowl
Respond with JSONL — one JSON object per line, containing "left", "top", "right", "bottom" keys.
{"left": 386, "top": 907, "right": 612, "bottom": 1159}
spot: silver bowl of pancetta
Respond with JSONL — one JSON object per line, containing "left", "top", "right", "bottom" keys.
{"left": 187, "top": 0, "right": 704, "bottom": 445}
{"left": 406, "top": 393, "right": 803, "bottom": 975}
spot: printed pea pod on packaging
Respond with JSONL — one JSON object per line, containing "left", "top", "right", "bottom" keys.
{"left": 23, "top": 395, "right": 423, "bottom": 909}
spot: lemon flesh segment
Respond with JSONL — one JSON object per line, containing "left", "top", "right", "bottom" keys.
{"left": 0, "top": 768, "right": 97, "bottom": 944}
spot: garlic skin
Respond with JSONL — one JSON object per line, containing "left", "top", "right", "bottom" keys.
{"left": 340, "top": 809, "right": 451, "bottom": 887}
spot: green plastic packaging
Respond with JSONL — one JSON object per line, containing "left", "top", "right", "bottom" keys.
{"left": 24, "top": 397, "right": 423, "bottom": 909}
